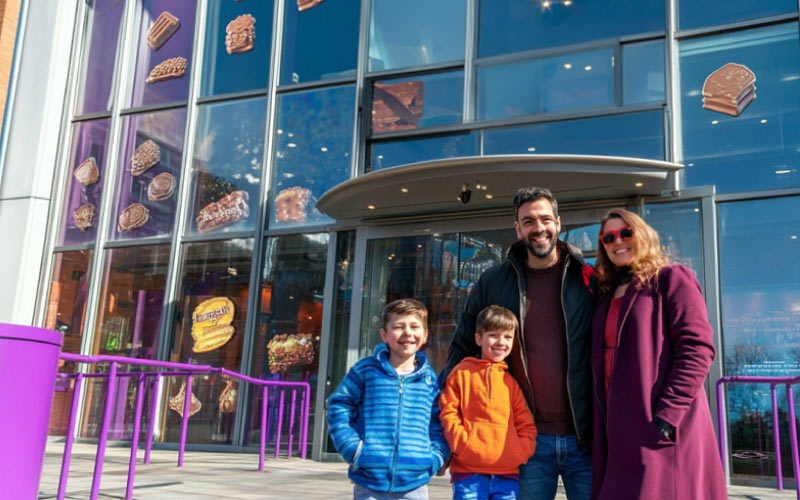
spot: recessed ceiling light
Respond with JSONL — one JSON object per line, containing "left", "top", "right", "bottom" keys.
{"left": 761, "top": 119, "right": 768, "bottom": 124}
{"left": 287, "top": 143, "right": 297, "bottom": 148}
{"left": 564, "top": 0, "right": 572, "bottom": 5}
{"left": 377, "top": 155, "right": 383, "bottom": 160}
{"left": 277, "top": 129, "right": 283, "bottom": 134}
{"left": 711, "top": 120, "right": 719, "bottom": 125}
{"left": 791, "top": 235, "right": 798, "bottom": 240}
{"left": 527, "top": 147, "right": 536, "bottom": 152}
{"left": 368, "top": 204, "right": 375, "bottom": 209}
{"left": 775, "top": 169, "right": 791, "bottom": 175}
{"left": 288, "top": 132, "right": 294, "bottom": 137}
{"left": 584, "top": 65, "right": 592, "bottom": 71}
{"left": 485, "top": 194, "right": 494, "bottom": 199}
{"left": 401, "top": 188, "right": 408, "bottom": 193}
{"left": 320, "top": 147, "right": 328, "bottom": 152}
{"left": 634, "top": 182, "right": 644, "bottom": 188}
{"left": 693, "top": 208, "right": 700, "bottom": 213}
{"left": 563, "top": 63, "right": 572, "bottom": 70}
{"left": 688, "top": 163, "right": 694, "bottom": 167}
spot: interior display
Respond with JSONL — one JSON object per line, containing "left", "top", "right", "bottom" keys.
{"left": 73, "top": 157, "right": 99, "bottom": 186}
{"left": 146, "top": 56, "right": 188, "bottom": 84}
{"left": 147, "top": 172, "right": 176, "bottom": 201}
{"left": 130, "top": 140, "right": 161, "bottom": 176}
{"left": 147, "top": 11, "right": 181, "bottom": 50}
{"left": 196, "top": 190, "right": 250, "bottom": 233}
{"left": 191, "top": 297, "right": 236, "bottom": 353}
{"left": 372, "top": 81, "right": 424, "bottom": 132}
{"left": 274, "top": 186, "right": 311, "bottom": 223}
{"left": 218, "top": 378, "right": 237, "bottom": 414}
{"left": 267, "top": 333, "right": 315, "bottom": 373}
{"left": 297, "top": 0, "right": 324, "bottom": 11}
{"left": 168, "top": 381, "right": 202, "bottom": 418}
{"left": 117, "top": 202, "right": 150, "bottom": 232}
{"left": 72, "top": 204, "right": 95, "bottom": 232}
{"left": 702, "top": 63, "right": 756, "bottom": 117}
{"left": 225, "top": 14, "right": 255, "bottom": 55}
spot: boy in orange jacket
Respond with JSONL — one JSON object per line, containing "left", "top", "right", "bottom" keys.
{"left": 440, "top": 305, "right": 537, "bottom": 500}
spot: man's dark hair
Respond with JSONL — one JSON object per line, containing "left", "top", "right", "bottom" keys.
{"left": 513, "top": 186, "right": 559, "bottom": 221}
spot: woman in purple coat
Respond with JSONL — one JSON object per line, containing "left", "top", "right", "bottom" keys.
{"left": 590, "top": 208, "right": 726, "bottom": 500}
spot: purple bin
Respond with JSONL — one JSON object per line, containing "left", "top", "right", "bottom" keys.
{"left": 0, "top": 323, "right": 63, "bottom": 499}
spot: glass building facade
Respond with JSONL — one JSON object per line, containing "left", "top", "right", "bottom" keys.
{"left": 32, "top": 0, "right": 800, "bottom": 482}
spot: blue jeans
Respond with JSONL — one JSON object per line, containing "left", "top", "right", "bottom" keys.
{"left": 453, "top": 474, "right": 519, "bottom": 500}
{"left": 353, "top": 483, "right": 428, "bottom": 500}
{"left": 519, "top": 434, "right": 591, "bottom": 500}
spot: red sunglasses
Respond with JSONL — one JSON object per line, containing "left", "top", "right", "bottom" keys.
{"left": 599, "top": 227, "right": 634, "bottom": 245}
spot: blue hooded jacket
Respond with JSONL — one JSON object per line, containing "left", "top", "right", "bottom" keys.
{"left": 327, "top": 343, "right": 450, "bottom": 492}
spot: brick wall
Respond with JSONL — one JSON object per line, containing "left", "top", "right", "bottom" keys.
{"left": 0, "top": 0, "right": 21, "bottom": 125}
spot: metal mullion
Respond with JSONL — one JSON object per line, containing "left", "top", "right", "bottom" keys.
{"left": 463, "top": 0, "right": 478, "bottom": 123}
{"left": 276, "top": 75, "right": 357, "bottom": 94}
{"left": 196, "top": 88, "right": 268, "bottom": 105}
{"left": 180, "top": 230, "right": 256, "bottom": 244}
{"left": 475, "top": 38, "right": 620, "bottom": 68}
{"left": 72, "top": 111, "right": 114, "bottom": 123}
{"left": 716, "top": 187, "right": 800, "bottom": 202}
{"left": 119, "top": 100, "right": 189, "bottom": 116}
{"left": 353, "top": 0, "right": 372, "bottom": 177}
{"left": 613, "top": 42, "right": 622, "bottom": 108}
{"left": 365, "top": 61, "right": 463, "bottom": 80}
{"left": 667, "top": 0, "right": 681, "bottom": 191}
{"left": 674, "top": 12, "right": 799, "bottom": 41}
{"left": 231, "top": 0, "right": 285, "bottom": 448}
{"left": 103, "top": 236, "right": 172, "bottom": 249}
{"left": 52, "top": 244, "right": 96, "bottom": 254}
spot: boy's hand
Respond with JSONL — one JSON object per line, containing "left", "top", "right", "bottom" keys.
{"left": 437, "top": 456, "right": 451, "bottom": 476}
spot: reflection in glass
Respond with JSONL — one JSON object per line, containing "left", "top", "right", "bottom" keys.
{"left": 111, "top": 108, "right": 187, "bottom": 240}
{"left": 479, "top": 0, "right": 664, "bottom": 58}
{"left": 201, "top": 0, "right": 274, "bottom": 96}
{"left": 622, "top": 39, "right": 665, "bottom": 105}
{"left": 58, "top": 120, "right": 111, "bottom": 246}
{"left": 644, "top": 201, "right": 704, "bottom": 290}
{"left": 679, "top": 0, "right": 796, "bottom": 31}
{"left": 371, "top": 72, "right": 463, "bottom": 134}
{"left": 74, "top": 0, "right": 125, "bottom": 115}
{"left": 45, "top": 250, "right": 93, "bottom": 435}
{"left": 247, "top": 233, "right": 329, "bottom": 448}
{"left": 368, "top": 0, "right": 466, "bottom": 71}
{"left": 719, "top": 197, "right": 800, "bottom": 480}
{"left": 456, "top": 230, "right": 517, "bottom": 319}
{"left": 680, "top": 24, "right": 800, "bottom": 193}
{"left": 270, "top": 85, "right": 355, "bottom": 228}
{"left": 477, "top": 49, "right": 615, "bottom": 121}
{"left": 560, "top": 223, "right": 600, "bottom": 256}
{"left": 280, "top": 0, "right": 359, "bottom": 85}
{"left": 164, "top": 239, "right": 254, "bottom": 444}
{"left": 130, "top": 0, "right": 197, "bottom": 107}
{"left": 483, "top": 111, "right": 664, "bottom": 160}
{"left": 189, "top": 98, "right": 266, "bottom": 235}
{"left": 369, "top": 133, "right": 478, "bottom": 171}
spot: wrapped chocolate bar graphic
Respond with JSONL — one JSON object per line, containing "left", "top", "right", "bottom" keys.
{"left": 169, "top": 381, "right": 202, "bottom": 418}
{"left": 274, "top": 186, "right": 312, "bottom": 223}
{"left": 225, "top": 14, "right": 255, "bottom": 55}
{"left": 297, "top": 0, "right": 325, "bottom": 11}
{"left": 73, "top": 204, "right": 95, "bottom": 232}
{"left": 191, "top": 297, "right": 236, "bottom": 353}
{"left": 147, "top": 172, "right": 176, "bottom": 201}
{"left": 118, "top": 203, "right": 150, "bottom": 232}
{"left": 372, "top": 81, "right": 424, "bottom": 132}
{"left": 196, "top": 190, "right": 250, "bottom": 233}
{"left": 146, "top": 56, "right": 187, "bottom": 84}
{"left": 267, "top": 333, "right": 315, "bottom": 373}
{"left": 702, "top": 63, "right": 756, "bottom": 117}
{"left": 147, "top": 11, "right": 180, "bottom": 50}
{"left": 218, "top": 378, "right": 237, "bottom": 414}
{"left": 131, "top": 140, "right": 160, "bottom": 176}
{"left": 74, "top": 157, "right": 99, "bottom": 186}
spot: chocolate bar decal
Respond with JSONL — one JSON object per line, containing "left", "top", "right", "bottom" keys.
{"left": 147, "top": 11, "right": 180, "bottom": 50}
{"left": 191, "top": 297, "right": 236, "bottom": 353}
{"left": 196, "top": 190, "right": 250, "bottom": 233}
{"left": 702, "top": 63, "right": 756, "bottom": 117}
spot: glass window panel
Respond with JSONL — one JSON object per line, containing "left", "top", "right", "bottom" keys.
{"left": 679, "top": 0, "right": 796, "bottom": 31}
{"left": 644, "top": 201, "right": 704, "bottom": 290}
{"left": 58, "top": 119, "right": 112, "bottom": 246}
{"left": 280, "top": 0, "right": 359, "bottom": 85}
{"left": 483, "top": 110, "right": 665, "bottom": 159}
{"left": 163, "top": 239, "right": 253, "bottom": 444}
{"left": 247, "top": 233, "right": 329, "bottom": 447}
{"left": 368, "top": 0, "right": 466, "bottom": 72}
{"left": 680, "top": 23, "right": 800, "bottom": 193}
{"left": 188, "top": 98, "right": 266, "bottom": 236}
{"left": 270, "top": 85, "right": 355, "bottom": 228}
{"left": 622, "top": 39, "right": 665, "bottom": 105}
{"left": 110, "top": 108, "right": 187, "bottom": 241}
{"left": 130, "top": 0, "right": 197, "bottom": 108}
{"left": 456, "top": 230, "right": 517, "bottom": 321}
{"left": 479, "top": 0, "right": 664, "bottom": 58}
{"left": 719, "top": 197, "right": 800, "bottom": 480}
{"left": 477, "top": 49, "right": 615, "bottom": 121}
{"left": 370, "top": 71, "right": 463, "bottom": 134}
{"left": 200, "top": 0, "right": 274, "bottom": 97}
{"left": 74, "top": 0, "right": 125, "bottom": 115}
{"left": 369, "top": 132, "right": 479, "bottom": 171}
{"left": 560, "top": 223, "right": 601, "bottom": 257}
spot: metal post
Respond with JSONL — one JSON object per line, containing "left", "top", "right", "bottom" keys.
{"left": 178, "top": 375, "right": 192, "bottom": 467}
{"left": 786, "top": 385, "right": 800, "bottom": 500}
{"left": 125, "top": 374, "right": 146, "bottom": 500}
{"left": 275, "top": 390, "right": 285, "bottom": 458}
{"left": 301, "top": 383, "right": 311, "bottom": 459}
{"left": 144, "top": 373, "right": 160, "bottom": 464}
{"left": 260, "top": 386, "right": 268, "bottom": 471}
{"left": 57, "top": 373, "right": 83, "bottom": 500}
{"left": 90, "top": 361, "right": 118, "bottom": 500}
{"left": 772, "top": 384, "right": 783, "bottom": 490}
{"left": 288, "top": 390, "right": 297, "bottom": 458}
{"left": 717, "top": 379, "right": 726, "bottom": 474}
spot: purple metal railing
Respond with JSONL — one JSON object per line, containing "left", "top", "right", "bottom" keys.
{"left": 717, "top": 375, "right": 800, "bottom": 499}
{"left": 54, "top": 353, "right": 312, "bottom": 500}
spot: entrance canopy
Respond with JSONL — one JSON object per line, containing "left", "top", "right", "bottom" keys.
{"left": 316, "top": 155, "right": 682, "bottom": 221}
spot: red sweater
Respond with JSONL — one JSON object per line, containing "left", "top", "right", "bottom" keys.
{"left": 440, "top": 357, "right": 537, "bottom": 475}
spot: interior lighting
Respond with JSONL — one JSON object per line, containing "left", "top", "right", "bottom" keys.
{"left": 527, "top": 147, "right": 537, "bottom": 152}
{"left": 401, "top": 188, "right": 408, "bottom": 193}
{"left": 775, "top": 169, "right": 791, "bottom": 175}
{"left": 287, "top": 143, "right": 297, "bottom": 148}
{"left": 541, "top": 0, "right": 551, "bottom": 8}
{"left": 368, "top": 204, "right": 376, "bottom": 209}
{"left": 791, "top": 235, "right": 798, "bottom": 240}
{"left": 634, "top": 182, "right": 644, "bottom": 188}
{"left": 711, "top": 120, "right": 719, "bottom": 125}
{"left": 277, "top": 129, "right": 283, "bottom": 134}
{"left": 760, "top": 119, "right": 768, "bottom": 124}
{"left": 693, "top": 208, "right": 700, "bottom": 213}
{"left": 564, "top": 0, "right": 572, "bottom": 5}
{"left": 288, "top": 132, "right": 294, "bottom": 137}
{"left": 584, "top": 65, "right": 592, "bottom": 71}
{"left": 485, "top": 194, "right": 494, "bottom": 199}
{"left": 563, "top": 63, "right": 572, "bottom": 70}
{"left": 320, "top": 147, "right": 328, "bottom": 152}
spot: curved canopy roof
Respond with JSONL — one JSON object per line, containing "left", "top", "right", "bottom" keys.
{"left": 316, "top": 155, "right": 682, "bottom": 221}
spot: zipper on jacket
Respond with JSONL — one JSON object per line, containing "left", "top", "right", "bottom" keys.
{"left": 561, "top": 253, "right": 582, "bottom": 445}
{"left": 390, "top": 376, "right": 404, "bottom": 491}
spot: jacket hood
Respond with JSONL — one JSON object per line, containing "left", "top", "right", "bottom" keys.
{"left": 457, "top": 356, "right": 508, "bottom": 372}
{"left": 372, "top": 342, "right": 431, "bottom": 378}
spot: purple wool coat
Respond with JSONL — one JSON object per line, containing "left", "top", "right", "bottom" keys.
{"left": 591, "top": 264, "right": 726, "bottom": 500}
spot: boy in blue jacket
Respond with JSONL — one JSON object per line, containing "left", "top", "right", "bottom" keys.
{"left": 327, "top": 298, "right": 450, "bottom": 500}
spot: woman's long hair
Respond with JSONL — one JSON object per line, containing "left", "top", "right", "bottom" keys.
{"left": 595, "top": 208, "right": 669, "bottom": 295}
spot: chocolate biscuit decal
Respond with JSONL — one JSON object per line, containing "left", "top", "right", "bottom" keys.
{"left": 146, "top": 57, "right": 187, "bottom": 84}
{"left": 169, "top": 381, "right": 202, "bottom": 418}
{"left": 73, "top": 204, "right": 95, "bottom": 232}
{"left": 74, "top": 157, "right": 99, "bottom": 186}
{"left": 131, "top": 140, "right": 160, "bottom": 176}
{"left": 147, "top": 172, "right": 176, "bottom": 201}
{"left": 118, "top": 203, "right": 150, "bottom": 232}
{"left": 225, "top": 14, "right": 255, "bottom": 55}
{"left": 702, "top": 63, "right": 756, "bottom": 117}
{"left": 196, "top": 190, "right": 250, "bottom": 233}
{"left": 274, "top": 186, "right": 312, "bottom": 223}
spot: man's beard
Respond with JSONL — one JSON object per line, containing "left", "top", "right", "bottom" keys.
{"left": 524, "top": 231, "right": 558, "bottom": 259}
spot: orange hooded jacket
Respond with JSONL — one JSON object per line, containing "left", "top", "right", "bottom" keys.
{"left": 440, "top": 357, "right": 537, "bottom": 475}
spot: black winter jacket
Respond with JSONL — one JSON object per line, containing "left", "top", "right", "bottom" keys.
{"left": 442, "top": 240, "right": 596, "bottom": 448}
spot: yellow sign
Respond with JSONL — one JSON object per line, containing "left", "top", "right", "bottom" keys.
{"left": 191, "top": 297, "right": 235, "bottom": 353}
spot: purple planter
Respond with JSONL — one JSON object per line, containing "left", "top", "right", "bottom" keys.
{"left": 0, "top": 323, "right": 63, "bottom": 500}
